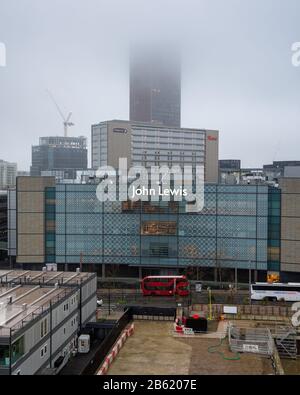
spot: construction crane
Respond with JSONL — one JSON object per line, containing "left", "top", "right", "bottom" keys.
{"left": 46, "top": 89, "right": 74, "bottom": 137}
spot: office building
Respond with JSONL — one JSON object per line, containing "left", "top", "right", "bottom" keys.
{"left": 263, "top": 161, "right": 300, "bottom": 183}
{"left": 130, "top": 46, "right": 181, "bottom": 127}
{"left": 0, "top": 160, "right": 17, "bottom": 190}
{"left": 92, "top": 120, "right": 219, "bottom": 184}
{"left": 283, "top": 166, "right": 300, "bottom": 178}
{"left": 219, "top": 160, "right": 241, "bottom": 184}
{"left": 30, "top": 136, "right": 88, "bottom": 179}
{"left": 0, "top": 269, "right": 97, "bottom": 375}
{"left": 17, "top": 171, "right": 30, "bottom": 177}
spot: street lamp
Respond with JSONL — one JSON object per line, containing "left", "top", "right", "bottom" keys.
{"left": 207, "top": 287, "right": 212, "bottom": 321}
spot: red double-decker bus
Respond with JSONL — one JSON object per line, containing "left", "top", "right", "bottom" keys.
{"left": 141, "top": 275, "right": 189, "bottom": 297}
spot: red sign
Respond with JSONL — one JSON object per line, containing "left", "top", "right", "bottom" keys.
{"left": 207, "top": 135, "right": 217, "bottom": 141}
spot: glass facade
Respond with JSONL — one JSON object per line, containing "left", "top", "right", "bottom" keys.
{"left": 45, "top": 184, "right": 280, "bottom": 272}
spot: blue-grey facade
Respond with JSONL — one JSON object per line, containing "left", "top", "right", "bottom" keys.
{"left": 45, "top": 184, "right": 280, "bottom": 276}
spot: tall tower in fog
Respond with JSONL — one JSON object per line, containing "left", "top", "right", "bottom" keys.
{"left": 129, "top": 44, "right": 181, "bottom": 128}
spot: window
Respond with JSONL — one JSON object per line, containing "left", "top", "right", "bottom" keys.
{"left": 0, "top": 344, "right": 10, "bottom": 367}
{"left": 11, "top": 337, "right": 24, "bottom": 364}
{"left": 40, "top": 318, "right": 48, "bottom": 338}
{"left": 149, "top": 243, "right": 169, "bottom": 257}
{"left": 41, "top": 344, "right": 47, "bottom": 358}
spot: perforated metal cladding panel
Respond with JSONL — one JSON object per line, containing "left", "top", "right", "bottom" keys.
{"left": 50, "top": 183, "right": 270, "bottom": 271}
{"left": 104, "top": 235, "right": 140, "bottom": 257}
{"left": 217, "top": 193, "right": 256, "bottom": 216}
{"left": 104, "top": 214, "right": 140, "bottom": 235}
{"left": 179, "top": 215, "right": 216, "bottom": 237}
{"left": 179, "top": 237, "right": 216, "bottom": 259}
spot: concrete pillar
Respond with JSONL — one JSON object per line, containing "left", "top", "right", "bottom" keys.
{"left": 254, "top": 270, "right": 258, "bottom": 283}
{"left": 214, "top": 267, "right": 218, "bottom": 283}
{"left": 139, "top": 267, "right": 143, "bottom": 280}
{"left": 102, "top": 263, "right": 105, "bottom": 278}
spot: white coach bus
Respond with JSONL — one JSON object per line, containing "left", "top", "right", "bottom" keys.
{"left": 251, "top": 282, "right": 300, "bottom": 302}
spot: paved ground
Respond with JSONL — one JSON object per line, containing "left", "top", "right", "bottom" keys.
{"left": 108, "top": 321, "right": 191, "bottom": 375}
{"left": 107, "top": 321, "right": 274, "bottom": 375}
{"left": 281, "top": 359, "right": 300, "bottom": 375}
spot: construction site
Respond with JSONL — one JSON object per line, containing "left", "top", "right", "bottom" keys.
{"left": 92, "top": 303, "right": 300, "bottom": 376}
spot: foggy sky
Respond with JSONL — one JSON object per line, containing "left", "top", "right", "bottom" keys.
{"left": 0, "top": 0, "right": 300, "bottom": 171}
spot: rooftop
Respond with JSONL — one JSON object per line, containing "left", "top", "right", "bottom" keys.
{"left": 0, "top": 269, "right": 94, "bottom": 286}
{"left": 92, "top": 119, "right": 218, "bottom": 133}
{"left": 0, "top": 270, "right": 95, "bottom": 337}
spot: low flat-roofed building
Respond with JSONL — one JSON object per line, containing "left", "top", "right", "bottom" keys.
{"left": 0, "top": 269, "right": 97, "bottom": 375}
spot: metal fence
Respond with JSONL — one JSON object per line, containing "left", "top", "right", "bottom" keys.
{"left": 127, "top": 306, "right": 176, "bottom": 321}
{"left": 192, "top": 304, "right": 292, "bottom": 320}
{"left": 81, "top": 309, "right": 132, "bottom": 375}
{"left": 228, "top": 324, "right": 274, "bottom": 356}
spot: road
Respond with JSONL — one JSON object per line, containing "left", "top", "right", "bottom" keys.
{"left": 97, "top": 287, "right": 295, "bottom": 311}
{"left": 97, "top": 289, "right": 291, "bottom": 311}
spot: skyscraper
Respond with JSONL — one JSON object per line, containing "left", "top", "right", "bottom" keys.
{"left": 130, "top": 46, "right": 181, "bottom": 127}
